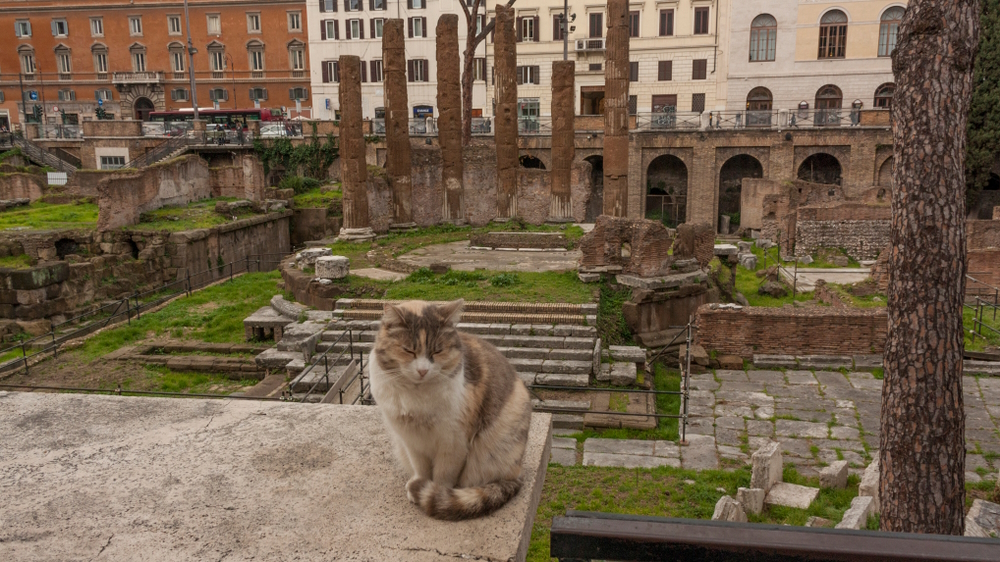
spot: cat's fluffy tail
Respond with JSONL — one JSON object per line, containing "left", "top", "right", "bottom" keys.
{"left": 407, "top": 477, "right": 522, "bottom": 520}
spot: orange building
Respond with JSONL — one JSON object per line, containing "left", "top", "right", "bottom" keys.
{"left": 0, "top": 0, "right": 310, "bottom": 129}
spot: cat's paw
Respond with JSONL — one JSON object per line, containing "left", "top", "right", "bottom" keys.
{"left": 406, "top": 476, "right": 423, "bottom": 504}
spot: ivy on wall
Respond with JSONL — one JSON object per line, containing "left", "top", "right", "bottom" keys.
{"left": 253, "top": 130, "right": 339, "bottom": 180}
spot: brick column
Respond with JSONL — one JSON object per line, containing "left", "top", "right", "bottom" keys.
{"left": 549, "top": 60, "right": 575, "bottom": 222}
{"left": 383, "top": 20, "right": 414, "bottom": 230}
{"left": 603, "top": 0, "right": 629, "bottom": 217}
{"left": 337, "top": 55, "right": 374, "bottom": 241}
{"left": 437, "top": 15, "right": 465, "bottom": 224}
{"left": 494, "top": 4, "right": 518, "bottom": 221}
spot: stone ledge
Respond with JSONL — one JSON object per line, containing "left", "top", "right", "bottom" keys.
{"left": 0, "top": 392, "right": 551, "bottom": 562}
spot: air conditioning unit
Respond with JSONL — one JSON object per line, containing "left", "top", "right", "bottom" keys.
{"left": 575, "top": 40, "right": 586, "bottom": 51}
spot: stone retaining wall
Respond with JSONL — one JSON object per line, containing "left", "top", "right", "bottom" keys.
{"left": 97, "top": 155, "right": 212, "bottom": 230}
{"left": 0, "top": 173, "right": 45, "bottom": 201}
{"left": 968, "top": 219, "right": 1000, "bottom": 250}
{"left": 794, "top": 218, "right": 891, "bottom": 261}
{"left": 695, "top": 304, "right": 887, "bottom": 358}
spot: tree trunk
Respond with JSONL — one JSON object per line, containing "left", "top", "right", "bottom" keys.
{"left": 461, "top": 37, "right": 477, "bottom": 145}
{"left": 880, "top": 0, "right": 979, "bottom": 535}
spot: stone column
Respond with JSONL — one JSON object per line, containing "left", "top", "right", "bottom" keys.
{"left": 603, "top": 0, "right": 630, "bottom": 217}
{"left": 337, "top": 55, "right": 375, "bottom": 241}
{"left": 383, "top": 20, "right": 414, "bottom": 230}
{"left": 494, "top": 4, "right": 518, "bottom": 221}
{"left": 437, "top": 15, "right": 465, "bottom": 224}
{"left": 550, "top": 60, "right": 575, "bottom": 222}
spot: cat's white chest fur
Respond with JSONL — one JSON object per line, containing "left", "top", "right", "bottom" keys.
{"left": 368, "top": 349, "right": 468, "bottom": 436}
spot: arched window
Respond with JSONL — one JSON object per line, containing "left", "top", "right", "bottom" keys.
{"left": 878, "top": 7, "right": 904, "bottom": 57}
{"left": 91, "top": 43, "right": 109, "bottom": 74}
{"left": 746, "top": 87, "right": 773, "bottom": 126}
{"left": 874, "top": 83, "right": 895, "bottom": 108}
{"left": 815, "top": 84, "right": 843, "bottom": 126}
{"left": 749, "top": 14, "right": 777, "bottom": 62}
{"left": 129, "top": 43, "right": 147, "bottom": 73}
{"left": 18, "top": 45, "right": 36, "bottom": 75}
{"left": 168, "top": 42, "right": 185, "bottom": 73}
{"left": 54, "top": 44, "right": 72, "bottom": 76}
{"left": 818, "top": 10, "right": 848, "bottom": 59}
{"left": 287, "top": 39, "right": 305, "bottom": 73}
{"left": 247, "top": 40, "right": 265, "bottom": 74}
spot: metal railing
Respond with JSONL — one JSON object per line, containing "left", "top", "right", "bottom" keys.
{"left": 282, "top": 325, "right": 370, "bottom": 404}
{"left": 125, "top": 133, "right": 194, "bottom": 169}
{"left": 0, "top": 253, "right": 287, "bottom": 379}
{"left": 518, "top": 116, "right": 551, "bottom": 136}
{"left": 635, "top": 111, "right": 704, "bottom": 131}
{"left": 409, "top": 117, "right": 438, "bottom": 136}
{"left": 7, "top": 133, "right": 79, "bottom": 173}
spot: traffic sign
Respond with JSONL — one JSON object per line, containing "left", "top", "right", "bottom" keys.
{"left": 29, "top": 91, "right": 37, "bottom": 101}
{"left": 98, "top": 98, "right": 103, "bottom": 106}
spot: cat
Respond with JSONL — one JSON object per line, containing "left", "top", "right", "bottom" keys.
{"left": 368, "top": 299, "right": 533, "bottom": 520}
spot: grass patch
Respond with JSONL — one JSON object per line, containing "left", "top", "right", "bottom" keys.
{"left": 133, "top": 197, "right": 260, "bottom": 232}
{"left": 76, "top": 271, "right": 285, "bottom": 359}
{"left": 528, "top": 464, "right": 860, "bottom": 561}
{"left": 965, "top": 305, "right": 1000, "bottom": 352}
{"left": 598, "top": 282, "right": 634, "bottom": 346}
{"left": 608, "top": 392, "right": 629, "bottom": 413}
{"left": 383, "top": 269, "right": 594, "bottom": 304}
{"left": 0, "top": 201, "right": 98, "bottom": 231}
{"left": 0, "top": 254, "right": 33, "bottom": 269}
{"left": 117, "top": 365, "right": 257, "bottom": 394}
{"left": 292, "top": 185, "right": 342, "bottom": 208}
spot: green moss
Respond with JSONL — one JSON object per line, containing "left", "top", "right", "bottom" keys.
{"left": 384, "top": 269, "right": 594, "bottom": 304}
{"left": 292, "top": 186, "right": 342, "bottom": 208}
{"left": 0, "top": 254, "right": 33, "bottom": 269}
{"left": 0, "top": 201, "right": 98, "bottom": 231}
{"left": 132, "top": 197, "right": 260, "bottom": 232}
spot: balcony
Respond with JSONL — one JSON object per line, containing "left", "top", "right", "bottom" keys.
{"left": 112, "top": 71, "right": 164, "bottom": 85}
{"left": 576, "top": 38, "right": 605, "bottom": 52}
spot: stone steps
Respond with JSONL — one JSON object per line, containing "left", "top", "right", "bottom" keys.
{"left": 335, "top": 298, "right": 597, "bottom": 318}
{"left": 334, "top": 308, "right": 596, "bottom": 326}
{"left": 316, "top": 339, "right": 594, "bottom": 363}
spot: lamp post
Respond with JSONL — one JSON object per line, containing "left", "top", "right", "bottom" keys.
{"left": 183, "top": 0, "right": 199, "bottom": 119}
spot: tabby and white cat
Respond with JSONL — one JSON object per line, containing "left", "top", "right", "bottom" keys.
{"left": 368, "top": 299, "right": 532, "bottom": 520}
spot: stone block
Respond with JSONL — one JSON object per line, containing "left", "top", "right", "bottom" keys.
{"left": 964, "top": 499, "right": 1000, "bottom": 538}
{"left": 738, "top": 253, "right": 758, "bottom": 270}
{"left": 805, "top": 516, "right": 834, "bottom": 528}
{"left": 797, "top": 255, "right": 813, "bottom": 265}
{"left": 711, "top": 496, "right": 747, "bottom": 523}
{"left": 736, "top": 487, "right": 765, "bottom": 515}
{"left": 764, "top": 482, "right": 820, "bottom": 510}
{"left": 609, "top": 361, "right": 637, "bottom": 386}
{"left": 718, "top": 355, "right": 743, "bottom": 370}
{"left": 796, "top": 355, "right": 853, "bottom": 369}
{"left": 819, "top": 460, "right": 849, "bottom": 489}
{"left": 737, "top": 241, "right": 752, "bottom": 252}
{"left": 609, "top": 345, "right": 645, "bottom": 364}
{"left": 296, "top": 248, "right": 333, "bottom": 270}
{"left": 753, "top": 354, "right": 797, "bottom": 369}
{"left": 315, "top": 256, "right": 350, "bottom": 280}
{"left": 859, "top": 459, "right": 880, "bottom": 514}
{"left": 750, "top": 441, "right": 783, "bottom": 492}
{"left": 549, "top": 448, "right": 577, "bottom": 466}
{"left": 835, "top": 495, "right": 874, "bottom": 530}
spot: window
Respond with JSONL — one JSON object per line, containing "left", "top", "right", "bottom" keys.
{"left": 694, "top": 7, "right": 709, "bottom": 35}
{"left": 408, "top": 0, "right": 424, "bottom": 9}
{"left": 815, "top": 84, "right": 843, "bottom": 126}
{"left": 209, "top": 88, "right": 229, "bottom": 102}
{"left": 91, "top": 17, "right": 104, "bottom": 37}
{"left": 96, "top": 89, "right": 113, "bottom": 101}
{"left": 749, "top": 14, "right": 777, "bottom": 62}
{"left": 210, "top": 49, "right": 225, "bottom": 71}
{"left": 477, "top": 14, "right": 486, "bottom": 34}
{"left": 289, "top": 47, "right": 304, "bottom": 70}
{"left": 322, "top": 20, "right": 340, "bottom": 40}
{"left": 171, "top": 48, "right": 185, "bottom": 72}
{"left": 588, "top": 63, "right": 602, "bottom": 71}
{"left": 15, "top": 20, "right": 32, "bottom": 38}
{"left": 372, "top": 18, "right": 384, "bottom": 38}
{"left": 322, "top": 60, "right": 340, "bottom": 83}
{"left": 874, "top": 83, "right": 895, "bottom": 108}
{"left": 370, "top": 0, "right": 385, "bottom": 10}
{"left": 818, "top": 10, "right": 848, "bottom": 59}
{"left": 347, "top": 0, "right": 361, "bottom": 11}
{"left": 100, "top": 156, "right": 126, "bottom": 170}
{"left": 288, "top": 12, "right": 302, "bottom": 31}
{"left": 657, "top": 60, "right": 672, "bottom": 81}
{"left": 250, "top": 50, "right": 264, "bottom": 72}
{"left": 628, "top": 95, "right": 637, "bottom": 115}
{"left": 247, "top": 13, "right": 261, "bottom": 33}
{"left": 129, "top": 16, "right": 142, "bottom": 36}
{"left": 207, "top": 14, "right": 221, "bottom": 35}
{"left": 473, "top": 58, "right": 486, "bottom": 81}
{"left": 370, "top": 60, "right": 383, "bottom": 82}
{"left": 518, "top": 15, "right": 536, "bottom": 42}
{"left": 319, "top": 0, "right": 338, "bottom": 13}
{"left": 879, "top": 7, "right": 904, "bottom": 57}
{"left": 629, "top": 11, "right": 640, "bottom": 38}
{"left": 58, "top": 89, "right": 76, "bottom": 101}
{"left": 517, "top": 65, "right": 540, "bottom": 85}
{"left": 170, "top": 88, "right": 189, "bottom": 101}
{"left": 409, "top": 17, "right": 426, "bottom": 38}
{"left": 553, "top": 15, "right": 565, "bottom": 41}
{"left": 652, "top": 94, "right": 677, "bottom": 113}
{"left": 658, "top": 10, "right": 673, "bottom": 36}
{"left": 92, "top": 45, "right": 108, "bottom": 74}
{"left": 132, "top": 51, "right": 146, "bottom": 72}
{"left": 407, "top": 59, "right": 428, "bottom": 82}
{"left": 349, "top": 19, "right": 363, "bottom": 39}
{"left": 52, "top": 19, "right": 68, "bottom": 37}
{"left": 691, "top": 93, "right": 706, "bottom": 113}
{"left": 692, "top": 59, "right": 707, "bottom": 80}
{"left": 57, "top": 50, "right": 72, "bottom": 74}
{"left": 168, "top": 15, "right": 181, "bottom": 35}
{"left": 746, "top": 87, "right": 773, "bottom": 126}
{"left": 289, "top": 87, "right": 308, "bottom": 100}
{"left": 629, "top": 61, "right": 638, "bottom": 82}
{"left": 589, "top": 13, "right": 603, "bottom": 38}
{"left": 20, "top": 48, "right": 36, "bottom": 74}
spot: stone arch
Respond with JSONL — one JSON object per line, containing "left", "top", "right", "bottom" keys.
{"left": 877, "top": 156, "right": 893, "bottom": 198}
{"left": 583, "top": 155, "right": 603, "bottom": 222}
{"left": 987, "top": 173, "right": 1000, "bottom": 191}
{"left": 519, "top": 155, "right": 545, "bottom": 169}
{"left": 119, "top": 84, "right": 165, "bottom": 121}
{"left": 646, "top": 154, "right": 688, "bottom": 227}
{"left": 133, "top": 97, "right": 155, "bottom": 121}
{"left": 798, "top": 153, "right": 843, "bottom": 185}
{"left": 718, "top": 154, "right": 763, "bottom": 228}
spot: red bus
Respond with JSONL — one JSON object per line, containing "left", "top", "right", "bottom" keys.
{"left": 148, "top": 108, "right": 279, "bottom": 124}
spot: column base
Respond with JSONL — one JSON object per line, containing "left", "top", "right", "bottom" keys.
{"left": 337, "top": 227, "right": 376, "bottom": 243}
{"left": 388, "top": 222, "right": 418, "bottom": 232}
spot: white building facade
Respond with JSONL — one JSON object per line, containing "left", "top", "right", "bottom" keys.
{"left": 307, "top": 0, "right": 490, "bottom": 120}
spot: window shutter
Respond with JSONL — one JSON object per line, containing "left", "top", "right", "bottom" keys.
{"left": 421, "top": 17, "right": 427, "bottom": 36}
{"left": 533, "top": 65, "right": 540, "bottom": 84}
{"left": 368, "top": 0, "right": 373, "bottom": 10}
{"left": 289, "top": 88, "right": 295, "bottom": 100}
{"left": 407, "top": 60, "right": 414, "bottom": 82}
{"left": 344, "top": 0, "right": 349, "bottom": 11}
{"left": 331, "top": 0, "right": 338, "bottom": 12}
{"left": 516, "top": 67, "right": 522, "bottom": 85}
{"left": 209, "top": 89, "right": 215, "bottom": 101}
{"left": 490, "top": 18, "right": 495, "bottom": 42}
{"left": 407, "top": 0, "right": 412, "bottom": 8}
{"left": 51, "top": 20, "right": 57, "bottom": 36}
{"left": 322, "top": 61, "right": 330, "bottom": 83}
{"left": 359, "top": 20, "right": 365, "bottom": 39}
{"left": 223, "top": 90, "right": 229, "bottom": 101}
{"left": 320, "top": 0, "right": 325, "bottom": 13}
{"left": 533, "top": 16, "right": 539, "bottom": 41}
{"left": 658, "top": 60, "right": 672, "bottom": 81}
{"left": 26, "top": 21, "right": 31, "bottom": 35}
{"left": 334, "top": 21, "right": 340, "bottom": 39}
{"left": 321, "top": 20, "right": 327, "bottom": 39}
{"left": 516, "top": 17, "right": 523, "bottom": 41}
{"left": 370, "top": 19, "right": 375, "bottom": 38}
{"left": 360, "top": 62, "right": 367, "bottom": 82}
{"left": 629, "top": 61, "right": 638, "bottom": 82}
{"left": 96, "top": 89, "right": 102, "bottom": 100}
{"left": 408, "top": 18, "right": 413, "bottom": 38}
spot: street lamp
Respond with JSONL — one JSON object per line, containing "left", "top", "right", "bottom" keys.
{"left": 224, "top": 53, "right": 237, "bottom": 109}
{"left": 183, "top": 0, "right": 199, "bottom": 119}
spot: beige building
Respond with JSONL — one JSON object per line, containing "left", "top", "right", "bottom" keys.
{"left": 726, "top": 1, "right": 905, "bottom": 120}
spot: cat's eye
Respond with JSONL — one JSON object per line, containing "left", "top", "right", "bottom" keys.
{"left": 433, "top": 347, "right": 444, "bottom": 355}
{"left": 402, "top": 347, "right": 416, "bottom": 356}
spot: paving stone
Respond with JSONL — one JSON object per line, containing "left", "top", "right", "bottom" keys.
{"left": 852, "top": 355, "right": 884, "bottom": 370}
{"left": 750, "top": 441, "right": 783, "bottom": 492}
{"left": 583, "top": 438, "right": 654, "bottom": 456}
{"left": 542, "top": 359, "right": 593, "bottom": 375}
{"left": 717, "top": 445, "right": 748, "bottom": 462}
{"left": 775, "top": 420, "right": 829, "bottom": 439}
{"left": 785, "top": 371, "right": 818, "bottom": 385}
{"left": 719, "top": 381, "right": 767, "bottom": 393}
{"left": 748, "top": 436, "right": 773, "bottom": 451}
{"left": 715, "top": 401, "right": 752, "bottom": 418}
{"left": 832, "top": 409, "right": 859, "bottom": 428}
{"left": 840, "top": 450, "right": 865, "bottom": 466}
{"left": 736, "top": 487, "right": 765, "bottom": 515}
{"left": 716, "top": 416, "right": 746, "bottom": 430}
{"left": 814, "top": 371, "right": 851, "bottom": 388}
{"left": 753, "top": 354, "right": 797, "bottom": 369}
{"left": 653, "top": 441, "right": 680, "bottom": 458}
{"left": 835, "top": 496, "right": 874, "bottom": 529}
{"left": 715, "top": 370, "right": 749, "bottom": 382}
{"left": 829, "top": 426, "right": 860, "bottom": 440}
{"left": 535, "top": 372, "right": 589, "bottom": 387}
{"left": 689, "top": 375, "right": 719, "bottom": 391}
{"left": 966, "top": 471, "right": 983, "bottom": 484}
{"left": 846, "top": 372, "right": 883, "bottom": 391}
{"left": 549, "top": 448, "right": 577, "bottom": 466}
{"left": 753, "top": 406, "right": 775, "bottom": 420}
{"left": 551, "top": 428, "right": 579, "bottom": 437}
{"left": 684, "top": 417, "right": 715, "bottom": 435}
{"left": 583, "top": 452, "right": 680, "bottom": 469}
{"left": 776, "top": 437, "right": 816, "bottom": 459}
{"left": 552, "top": 414, "right": 584, "bottom": 429}
{"left": 551, "top": 437, "right": 577, "bottom": 450}
{"left": 859, "top": 460, "right": 880, "bottom": 514}
{"left": 715, "top": 429, "right": 744, "bottom": 447}
{"left": 765, "top": 482, "right": 820, "bottom": 510}
{"left": 608, "top": 361, "right": 637, "bottom": 385}
{"left": 746, "top": 370, "right": 786, "bottom": 385}
{"left": 712, "top": 496, "right": 747, "bottom": 522}
{"left": 819, "top": 460, "right": 849, "bottom": 489}
{"left": 965, "top": 499, "right": 1000, "bottom": 538}
{"left": 682, "top": 434, "right": 719, "bottom": 470}
{"left": 608, "top": 345, "right": 645, "bottom": 363}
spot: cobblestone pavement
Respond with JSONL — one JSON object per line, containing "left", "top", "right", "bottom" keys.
{"left": 552, "top": 370, "right": 1000, "bottom": 482}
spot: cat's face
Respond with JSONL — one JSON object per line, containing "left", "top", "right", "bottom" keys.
{"left": 374, "top": 299, "right": 465, "bottom": 386}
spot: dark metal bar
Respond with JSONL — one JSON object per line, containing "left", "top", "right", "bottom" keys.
{"left": 531, "top": 407, "right": 683, "bottom": 420}
{"left": 528, "top": 384, "right": 684, "bottom": 395}
{"left": 550, "top": 511, "right": 1000, "bottom": 562}
{"left": 0, "top": 383, "right": 283, "bottom": 401}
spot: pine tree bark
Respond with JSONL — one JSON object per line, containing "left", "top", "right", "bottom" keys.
{"left": 880, "top": 0, "right": 979, "bottom": 535}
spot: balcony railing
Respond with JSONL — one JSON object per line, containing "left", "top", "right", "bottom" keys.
{"left": 112, "top": 71, "right": 164, "bottom": 84}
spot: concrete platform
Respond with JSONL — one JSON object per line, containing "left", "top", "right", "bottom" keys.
{"left": 396, "top": 240, "right": 581, "bottom": 272}
{"left": 0, "top": 392, "right": 552, "bottom": 561}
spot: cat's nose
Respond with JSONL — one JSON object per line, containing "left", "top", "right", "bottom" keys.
{"left": 417, "top": 369, "right": 428, "bottom": 378}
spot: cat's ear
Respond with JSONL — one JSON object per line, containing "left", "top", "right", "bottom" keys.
{"left": 438, "top": 299, "right": 464, "bottom": 326}
{"left": 383, "top": 303, "right": 408, "bottom": 327}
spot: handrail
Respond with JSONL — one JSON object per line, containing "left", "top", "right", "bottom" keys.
{"left": 125, "top": 133, "right": 193, "bottom": 169}
{"left": 8, "top": 134, "right": 78, "bottom": 173}
{"left": 285, "top": 327, "right": 355, "bottom": 403}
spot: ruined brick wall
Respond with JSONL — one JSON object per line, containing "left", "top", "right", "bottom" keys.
{"left": 82, "top": 120, "right": 143, "bottom": 138}
{"left": 0, "top": 173, "right": 45, "bottom": 201}
{"left": 209, "top": 154, "right": 266, "bottom": 201}
{"left": 695, "top": 304, "right": 888, "bottom": 358}
{"left": 969, "top": 249, "right": 1000, "bottom": 296}
{"left": 410, "top": 143, "right": 445, "bottom": 227}
{"left": 968, "top": 219, "right": 1000, "bottom": 250}
{"left": 96, "top": 155, "right": 212, "bottom": 231}
{"left": 994, "top": 206, "right": 1000, "bottom": 220}
{"left": 163, "top": 212, "right": 291, "bottom": 280}
{"left": 578, "top": 216, "right": 674, "bottom": 276}
{"left": 792, "top": 202, "right": 891, "bottom": 260}
{"left": 517, "top": 169, "right": 551, "bottom": 225}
